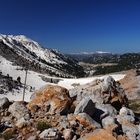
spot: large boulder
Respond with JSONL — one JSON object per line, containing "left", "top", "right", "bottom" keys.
{"left": 28, "top": 85, "right": 72, "bottom": 115}
{"left": 0, "top": 97, "right": 10, "bottom": 109}
{"left": 8, "top": 101, "right": 30, "bottom": 120}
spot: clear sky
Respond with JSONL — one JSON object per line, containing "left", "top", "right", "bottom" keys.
{"left": 0, "top": 0, "right": 140, "bottom": 53}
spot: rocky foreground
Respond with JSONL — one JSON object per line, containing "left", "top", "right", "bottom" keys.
{"left": 0, "top": 76, "right": 140, "bottom": 140}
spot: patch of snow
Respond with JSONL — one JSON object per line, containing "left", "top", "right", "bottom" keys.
{"left": 58, "top": 74, "right": 125, "bottom": 89}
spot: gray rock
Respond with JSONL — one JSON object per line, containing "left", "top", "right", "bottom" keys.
{"left": 39, "top": 128, "right": 61, "bottom": 140}
{"left": 119, "top": 107, "right": 135, "bottom": 117}
{"left": 95, "top": 103, "right": 117, "bottom": 118}
{"left": 122, "top": 124, "right": 140, "bottom": 140}
{"left": 77, "top": 113, "right": 101, "bottom": 128}
{"left": 69, "top": 120, "right": 78, "bottom": 127}
{"left": 63, "top": 129, "right": 74, "bottom": 140}
{"left": 138, "top": 124, "right": 140, "bottom": 133}
{"left": 27, "top": 136, "right": 37, "bottom": 140}
{"left": 117, "top": 107, "right": 135, "bottom": 123}
{"left": 8, "top": 101, "right": 30, "bottom": 120}
{"left": 74, "top": 97, "right": 95, "bottom": 117}
{"left": 16, "top": 117, "right": 29, "bottom": 128}
{"left": 0, "top": 97, "right": 10, "bottom": 109}
{"left": 58, "top": 116, "right": 70, "bottom": 129}
{"left": 117, "top": 115, "right": 135, "bottom": 124}
{"left": 101, "top": 76, "right": 115, "bottom": 92}
{"left": 101, "top": 116, "right": 116, "bottom": 128}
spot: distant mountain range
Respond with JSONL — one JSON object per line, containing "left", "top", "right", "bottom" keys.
{"left": 67, "top": 51, "right": 140, "bottom": 75}
{"left": 66, "top": 51, "right": 113, "bottom": 62}
{"left": 0, "top": 34, "right": 85, "bottom": 78}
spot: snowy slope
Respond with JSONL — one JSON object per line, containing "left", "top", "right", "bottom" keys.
{"left": 0, "top": 34, "right": 65, "bottom": 64}
{"left": 0, "top": 55, "right": 125, "bottom": 102}
{"left": 58, "top": 74, "right": 125, "bottom": 89}
{"left": 0, "top": 34, "right": 85, "bottom": 78}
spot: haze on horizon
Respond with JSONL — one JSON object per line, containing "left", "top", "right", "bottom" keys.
{"left": 0, "top": 0, "right": 140, "bottom": 54}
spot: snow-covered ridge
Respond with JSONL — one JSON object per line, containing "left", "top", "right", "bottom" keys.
{"left": 0, "top": 34, "right": 85, "bottom": 78}
{"left": 0, "top": 34, "right": 66, "bottom": 65}
{"left": 69, "top": 51, "right": 111, "bottom": 55}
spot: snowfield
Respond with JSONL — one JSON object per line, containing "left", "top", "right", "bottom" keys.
{"left": 0, "top": 56, "right": 125, "bottom": 102}
{"left": 58, "top": 74, "right": 125, "bottom": 90}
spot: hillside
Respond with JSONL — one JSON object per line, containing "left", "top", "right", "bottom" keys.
{"left": 0, "top": 34, "right": 85, "bottom": 78}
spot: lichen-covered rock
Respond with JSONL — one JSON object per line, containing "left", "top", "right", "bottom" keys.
{"left": 81, "top": 129, "right": 117, "bottom": 140}
{"left": 0, "top": 97, "right": 10, "bottom": 109}
{"left": 28, "top": 85, "right": 72, "bottom": 115}
{"left": 75, "top": 113, "right": 101, "bottom": 129}
{"left": 8, "top": 101, "right": 30, "bottom": 120}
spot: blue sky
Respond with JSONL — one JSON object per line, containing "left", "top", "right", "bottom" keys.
{"left": 0, "top": 0, "right": 140, "bottom": 53}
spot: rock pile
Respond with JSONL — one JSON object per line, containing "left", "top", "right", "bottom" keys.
{"left": 0, "top": 76, "right": 139, "bottom": 140}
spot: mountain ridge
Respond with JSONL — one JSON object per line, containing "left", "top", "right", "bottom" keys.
{"left": 0, "top": 34, "right": 85, "bottom": 78}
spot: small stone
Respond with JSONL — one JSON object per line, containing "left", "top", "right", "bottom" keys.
{"left": 76, "top": 113, "right": 101, "bottom": 129}
{"left": 102, "top": 116, "right": 116, "bottom": 128}
{"left": 0, "top": 97, "right": 10, "bottom": 109}
{"left": 119, "top": 106, "right": 134, "bottom": 117}
{"left": 8, "top": 101, "right": 30, "bottom": 120}
{"left": 39, "top": 128, "right": 61, "bottom": 140}
{"left": 27, "top": 135, "right": 37, "bottom": 140}
{"left": 63, "top": 129, "right": 74, "bottom": 140}
{"left": 16, "top": 117, "right": 29, "bottom": 128}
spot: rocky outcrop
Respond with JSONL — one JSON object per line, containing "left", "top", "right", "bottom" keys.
{"left": 69, "top": 76, "right": 128, "bottom": 111}
{"left": 0, "top": 76, "right": 139, "bottom": 140}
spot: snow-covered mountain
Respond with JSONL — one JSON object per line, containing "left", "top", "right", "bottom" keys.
{"left": 0, "top": 34, "right": 85, "bottom": 78}
{"left": 68, "top": 51, "right": 111, "bottom": 55}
